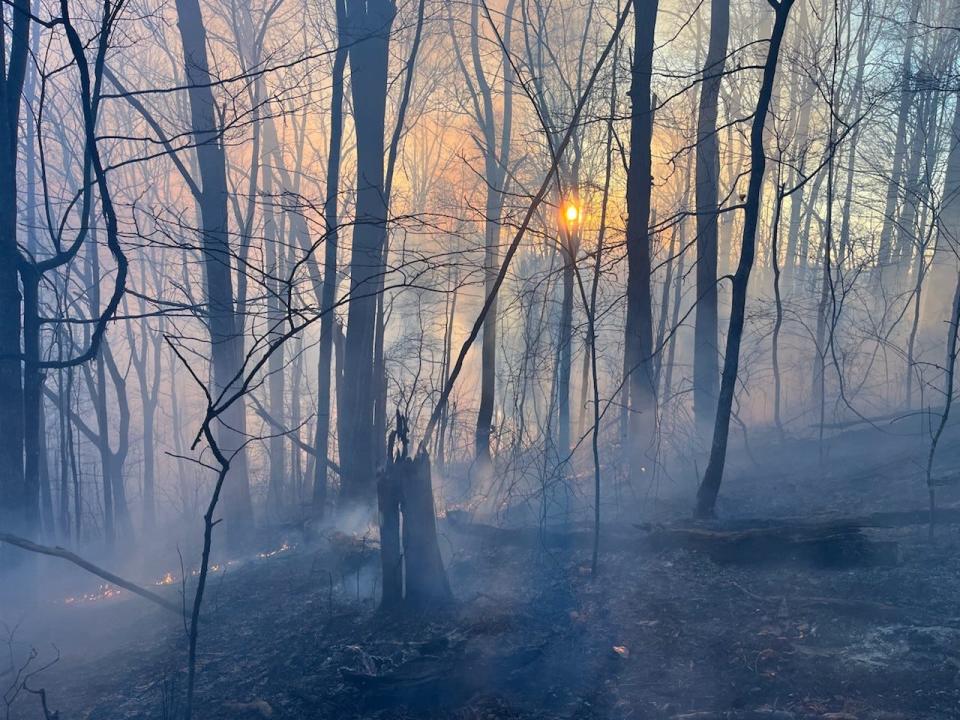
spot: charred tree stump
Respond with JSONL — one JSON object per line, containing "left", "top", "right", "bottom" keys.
{"left": 377, "top": 468, "right": 403, "bottom": 611}
{"left": 400, "top": 452, "right": 452, "bottom": 608}
{"left": 377, "top": 413, "right": 453, "bottom": 612}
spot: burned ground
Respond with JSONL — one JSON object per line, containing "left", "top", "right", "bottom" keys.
{"left": 5, "top": 424, "right": 960, "bottom": 720}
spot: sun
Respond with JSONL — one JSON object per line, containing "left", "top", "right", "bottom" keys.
{"left": 564, "top": 203, "right": 579, "bottom": 224}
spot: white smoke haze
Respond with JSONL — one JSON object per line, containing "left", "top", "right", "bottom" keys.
{"left": 2, "top": 0, "right": 960, "bottom": 717}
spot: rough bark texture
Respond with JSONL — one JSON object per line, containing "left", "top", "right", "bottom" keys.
{"left": 378, "top": 423, "right": 452, "bottom": 613}
{"left": 377, "top": 466, "right": 403, "bottom": 611}
{"left": 399, "top": 453, "right": 452, "bottom": 609}
{"left": 339, "top": 0, "right": 396, "bottom": 508}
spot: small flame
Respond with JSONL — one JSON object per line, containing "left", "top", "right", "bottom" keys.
{"left": 257, "top": 541, "right": 293, "bottom": 559}
{"left": 63, "top": 583, "right": 124, "bottom": 605}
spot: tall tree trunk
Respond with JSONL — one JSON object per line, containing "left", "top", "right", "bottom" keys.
{"left": 893, "top": 88, "right": 931, "bottom": 274}
{"left": 838, "top": 1, "right": 870, "bottom": 264}
{"left": 0, "top": 0, "right": 29, "bottom": 562}
{"left": 782, "top": 0, "right": 812, "bottom": 283}
{"left": 693, "top": 0, "right": 729, "bottom": 433}
{"left": 312, "top": 1, "right": 346, "bottom": 519}
{"left": 770, "top": 181, "right": 786, "bottom": 436}
{"left": 174, "top": 0, "right": 253, "bottom": 546}
{"left": 925, "top": 67, "right": 960, "bottom": 324}
{"left": 338, "top": 0, "right": 396, "bottom": 508}
{"left": 623, "top": 0, "right": 659, "bottom": 472}
{"left": 437, "top": 265, "right": 459, "bottom": 467}
{"left": 464, "top": 0, "right": 514, "bottom": 474}
{"left": 557, "top": 235, "right": 576, "bottom": 458}
{"left": 262, "top": 147, "right": 286, "bottom": 518}
{"left": 877, "top": 0, "right": 920, "bottom": 273}
{"left": 695, "top": 0, "right": 795, "bottom": 519}
{"left": 21, "top": 266, "right": 43, "bottom": 537}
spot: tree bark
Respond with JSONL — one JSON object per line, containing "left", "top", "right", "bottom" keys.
{"left": 312, "top": 0, "right": 347, "bottom": 519}
{"left": 0, "top": 0, "right": 30, "bottom": 559}
{"left": 174, "top": 0, "right": 253, "bottom": 546}
{"left": 623, "top": 0, "right": 659, "bottom": 472}
{"left": 338, "top": 0, "right": 396, "bottom": 508}
{"left": 693, "top": 0, "right": 729, "bottom": 432}
{"left": 468, "top": 0, "right": 514, "bottom": 474}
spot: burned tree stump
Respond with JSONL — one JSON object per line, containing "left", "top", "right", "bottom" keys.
{"left": 377, "top": 413, "right": 453, "bottom": 612}
{"left": 400, "top": 452, "right": 453, "bottom": 608}
{"left": 377, "top": 471, "right": 403, "bottom": 611}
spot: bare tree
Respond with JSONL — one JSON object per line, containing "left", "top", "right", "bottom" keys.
{"left": 623, "top": 0, "right": 659, "bottom": 474}
{"left": 693, "top": 0, "right": 729, "bottom": 433}
{"left": 695, "top": 0, "right": 796, "bottom": 519}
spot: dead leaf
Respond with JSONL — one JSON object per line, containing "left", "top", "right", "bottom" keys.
{"left": 612, "top": 645, "right": 630, "bottom": 658}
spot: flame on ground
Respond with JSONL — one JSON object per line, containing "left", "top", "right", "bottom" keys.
{"left": 257, "top": 541, "right": 292, "bottom": 559}
{"left": 59, "top": 542, "right": 294, "bottom": 606}
{"left": 63, "top": 584, "right": 124, "bottom": 605}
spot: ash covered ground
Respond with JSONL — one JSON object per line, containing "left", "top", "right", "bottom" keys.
{"left": 5, "top": 422, "right": 960, "bottom": 720}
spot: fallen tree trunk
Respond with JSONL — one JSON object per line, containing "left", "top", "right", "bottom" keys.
{"left": 449, "top": 503, "right": 960, "bottom": 568}
{"left": 643, "top": 523, "right": 899, "bottom": 568}
{"left": 0, "top": 532, "right": 182, "bottom": 615}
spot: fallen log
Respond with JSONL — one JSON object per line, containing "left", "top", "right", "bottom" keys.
{"left": 854, "top": 505, "right": 960, "bottom": 525}
{"left": 636, "top": 504, "right": 960, "bottom": 533}
{"left": 448, "top": 514, "right": 905, "bottom": 568}
{"left": 642, "top": 523, "right": 898, "bottom": 568}
{"left": 0, "top": 532, "right": 182, "bottom": 615}
{"left": 446, "top": 501, "right": 960, "bottom": 567}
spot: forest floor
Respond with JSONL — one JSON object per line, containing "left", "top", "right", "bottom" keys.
{"left": 6, "top": 420, "right": 960, "bottom": 720}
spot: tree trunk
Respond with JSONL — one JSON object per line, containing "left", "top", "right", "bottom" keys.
{"left": 0, "top": 0, "right": 29, "bottom": 564}
{"left": 837, "top": 2, "right": 870, "bottom": 264}
{"left": 400, "top": 452, "right": 452, "bottom": 609}
{"left": 21, "top": 266, "right": 43, "bottom": 537}
{"left": 877, "top": 0, "right": 920, "bottom": 273}
{"left": 262, "top": 147, "right": 286, "bottom": 518}
{"left": 312, "top": 1, "right": 347, "bottom": 519}
{"left": 693, "top": 0, "right": 729, "bottom": 432}
{"left": 695, "top": 0, "right": 795, "bottom": 519}
{"left": 469, "top": 0, "right": 513, "bottom": 473}
{"left": 378, "top": 428, "right": 452, "bottom": 613}
{"left": 339, "top": 0, "right": 396, "bottom": 508}
{"left": 174, "top": 0, "right": 253, "bottom": 546}
{"left": 557, "top": 242, "right": 575, "bottom": 457}
{"left": 377, "top": 464, "right": 403, "bottom": 611}
{"left": 623, "top": 0, "right": 659, "bottom": 472}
